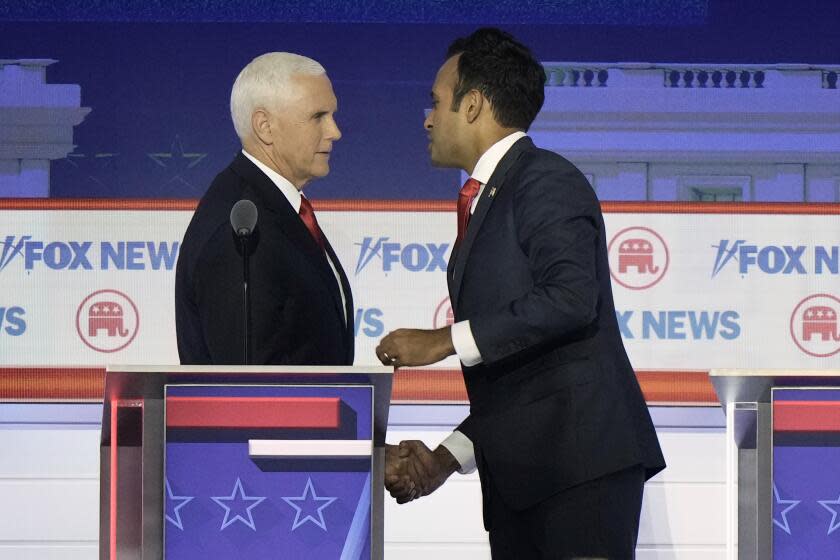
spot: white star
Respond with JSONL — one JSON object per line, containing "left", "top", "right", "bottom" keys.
{"left": 773, "top": 483, "right": 800, "bottom": 535}
{"left": 818, "top": 494, "right": 840, "bottom": 535}
{"left": 281, "top": 477, "right": 337, "bottom": 531}
{"left": 211, "top": 478, "right": 266, "bottom": 531}
{"left": 164, "top": 479, "right": 194, "bottom": 530}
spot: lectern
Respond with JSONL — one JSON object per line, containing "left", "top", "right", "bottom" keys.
{"left": 100, "top": 365, "right": 393, "bottom": 560}
{"left": 710, "top": 369, "right": 840, "bottom": 560}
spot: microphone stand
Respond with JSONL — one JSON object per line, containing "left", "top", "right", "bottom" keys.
{"left": 239, "top": 234, "right": 251, "bottom": 365}
{"left": 231, "top": 198, "right": 257, "bottom": 366}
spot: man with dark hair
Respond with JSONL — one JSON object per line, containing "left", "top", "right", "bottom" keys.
{"left": 378, "top": 28, "right": 665, "bottom": 558}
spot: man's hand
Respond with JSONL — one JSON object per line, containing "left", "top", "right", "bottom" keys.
{"left": 384, "top": 443, "right": 418, "bottom": 503}
{"left": 376, "top": 327, "right": 455, "bottom": 368}
{"left": 385, "top": 440, "right": 460, "bottom": 503}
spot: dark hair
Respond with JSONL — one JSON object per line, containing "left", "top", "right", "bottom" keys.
{"left": 446, "top": 28, "right": 546, "bottom": 131}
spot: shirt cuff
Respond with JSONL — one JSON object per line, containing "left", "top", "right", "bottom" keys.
{"left": 440, "top": 430, "right": 477, "bottom": 474}
{"left": 450, "top": 320, "right": 483, "bottom": 367}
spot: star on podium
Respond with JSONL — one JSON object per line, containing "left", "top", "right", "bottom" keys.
{"left": 818, "top": 494, "right": 840, "bottom": 535}
{"left": 281, "top": 477, "right": 337, "bottom": 531}
{"left": 165, "top": 478, "right": 194, "bottom": 530}
{"left": 772, "top": 483, "right": 800, "bottom": 535}
{"left": 211, "top": 478, "right": 266, "bottom": 531}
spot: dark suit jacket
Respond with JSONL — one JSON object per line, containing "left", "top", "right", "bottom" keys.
{"left": 175, "top": 153, "right": 354, "bottom": 365}
{"left": 448, "top": 137, "right": 665, "bottom": 514}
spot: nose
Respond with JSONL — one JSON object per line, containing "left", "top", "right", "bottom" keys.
{"left": 329, "top": 115, "right": 342, "bottom": 141}
{"left": 423, "top": 108, "right": 433, "bottom": 130}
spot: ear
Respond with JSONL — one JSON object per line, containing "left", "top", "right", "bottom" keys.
{"left": 464, "top": 90, "right": 484, "bottom": 124}
{"left": 251, "top": 109, "right": 273, "bottom": 145}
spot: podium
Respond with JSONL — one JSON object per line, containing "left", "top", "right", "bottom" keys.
{"left": 710, "top": 369, "right": 840, "bottom": 560}
{"left": 100, "top": 365, "right": 393, "bottom": 560}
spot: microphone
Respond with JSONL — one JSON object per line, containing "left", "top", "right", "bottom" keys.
{"left": 230, "top": 199, "right": 258, "bottom": 237}
{"left": 230, "top": 199, "right": 258, "bottom": 365}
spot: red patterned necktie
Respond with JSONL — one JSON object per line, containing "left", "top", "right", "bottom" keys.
{"left": 299, "top": 196, "right": 325, "bottom": 250}
{"left": 456, "top": 177, "right": 481, "bottom": 246}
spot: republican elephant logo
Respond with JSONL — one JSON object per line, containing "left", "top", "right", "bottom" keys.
{"left": 433, "top": 297, "right": 454, "bottom": 329}
{"left": 88, "top": 301, "right": 129, "bottom": 337}
{"left": 618, "top": 239, "right": 660, "bottom": 274}
{"left": 790, "top": 295, "right": 840, "bottom": 358}
{"left": 608, "top": 227, "right": 670, "bottom": 290}
{"left": 76, "top": 289, "right": 139, "bottom": 353}
{"left": 801, "top": 305, "right": 840, "bottom": 342}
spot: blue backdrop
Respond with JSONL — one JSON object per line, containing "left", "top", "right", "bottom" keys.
{"left": 1, "top": 0, "right": 837, "bottom": 199}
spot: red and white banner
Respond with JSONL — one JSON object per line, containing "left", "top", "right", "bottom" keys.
{"left": 0, "top": 201, "right": 837, "bottom": 369}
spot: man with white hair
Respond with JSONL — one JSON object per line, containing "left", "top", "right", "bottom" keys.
{"left": 175, "top": 52, "right": 354, "bottom": 366}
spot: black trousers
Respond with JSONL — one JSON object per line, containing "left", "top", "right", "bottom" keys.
{"left": 486, "top": 464, "right": 646, "bottom": 560}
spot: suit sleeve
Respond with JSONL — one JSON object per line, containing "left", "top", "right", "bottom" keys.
{"left": 469, "top": 168, "right": 601, "bottom": 365}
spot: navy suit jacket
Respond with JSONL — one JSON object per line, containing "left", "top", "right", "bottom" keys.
{"left": 175, "top": 153, "right": 354, "bottom": 365}
{"left": 448, "top": 137, "right": 665, "bottom": 512}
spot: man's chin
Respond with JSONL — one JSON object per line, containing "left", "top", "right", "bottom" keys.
{"left": 428, "top": 152, "right": 452, "bottom": 168}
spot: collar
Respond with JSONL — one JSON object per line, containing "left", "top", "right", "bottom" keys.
{"left": 470, "top": 131, "right": 527, "bottom": 185}
{"left": 241, "top": 149, "right": 303, "bottom": 213}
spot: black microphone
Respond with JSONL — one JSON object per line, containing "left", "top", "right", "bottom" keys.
{"left": 230, "top": 199, "right": 258, "bottom": 365}
{"left": 230, "top": 199, "right": 258, "bottom": 237}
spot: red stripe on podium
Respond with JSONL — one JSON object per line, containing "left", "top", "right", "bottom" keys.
{"left": 165, "top": 396, "right": 341, "bottom": 428}
{"left": 774, "top": 401, "right": 840, "bottom": 432}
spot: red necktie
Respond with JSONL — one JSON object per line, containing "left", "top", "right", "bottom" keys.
{"left": 299, "top": 196, "right": 325, "bottom": 250}
{"left": 456, "top": 177, "right": 481, "bottom": 246}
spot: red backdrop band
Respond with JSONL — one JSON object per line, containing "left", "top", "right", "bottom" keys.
{"left": 0, "top": 367, "right": 717, "bottom": 405}
{"left": 0, "top": 199, "right": 838, "bottom": 214}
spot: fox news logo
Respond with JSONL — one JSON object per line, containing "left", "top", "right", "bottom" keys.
{"left": 616, "top": 309, "right": 740, "bottom": 340}
{"left": 711, "top": 240, "right": 839, "bottom": 277}
{"left": 354, "top": 237, "right": 449, "bottom": 275}
{"left": 0, "top": 236, "right": 179, "bottom": 272}
{"left": 354, "top": 307, "right": 384, "bottom": 337}
{"left": 0, "top": 306, "right": 26, "bottom": 336}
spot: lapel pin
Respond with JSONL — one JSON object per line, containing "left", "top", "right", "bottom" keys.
{"left": 488, "top": 187, "right": 497, "bottom": 198}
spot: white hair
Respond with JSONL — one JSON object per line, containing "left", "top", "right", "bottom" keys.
{"left": 230, "top": 52, "right": 326, "bottom": 140}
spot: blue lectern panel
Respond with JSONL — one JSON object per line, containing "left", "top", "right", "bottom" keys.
{"left": 164, "top": 385, "right": 372, "bottom": 559}
{"left": 773, "top": 388, "right": 840, "bottom": 558}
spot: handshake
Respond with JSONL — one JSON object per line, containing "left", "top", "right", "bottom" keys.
{"left": 384, "top": 440, "right": 461, "bottom": 504}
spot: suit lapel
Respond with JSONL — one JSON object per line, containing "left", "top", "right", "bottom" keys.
{"left": 231, "top": 154, "right": 346, "bottom": 325}
{"left": 325, "top": 239, "right": 355, "bottom": 358}
{"left": 449, "top": 137, "right": 532, "bottom": 309}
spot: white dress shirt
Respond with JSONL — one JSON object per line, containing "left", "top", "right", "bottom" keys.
{"left": 441, "top": 131, "right": 527, "bottom": 474}
{"left": 241, "top": 150, "right": 348, "bottom": 324}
